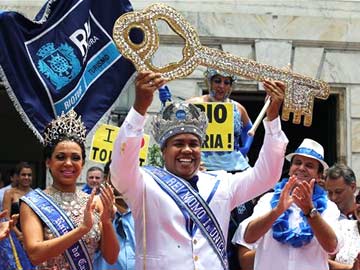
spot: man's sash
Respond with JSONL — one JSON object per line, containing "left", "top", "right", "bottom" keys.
{"left": 21, "top": 189, "right": 93, "bottom": 270}
{"left": 143, "top": 166, "right": 228, "bottom": 270}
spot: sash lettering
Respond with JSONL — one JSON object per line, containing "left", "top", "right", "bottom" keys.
{"left": 143, "top": 166, "right": 228, "bottom": 270}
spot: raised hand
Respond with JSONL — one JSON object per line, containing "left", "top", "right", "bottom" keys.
{"left": 99, "top": 182, "right": 115, "bottom": 223}
{"left": 80, "top": 189, "right": 96, "bottom": 234}
{"left": 275, "top": 175, "right": 297, "bottom": 213}
{"left": 292, "top": 178, "right": 315, "bottom": 214}
{"left": 263, "top": 80, "right": 286, "bottom": 121}
{"left": 134, "top": 71, "right": 167, "bottom": 115}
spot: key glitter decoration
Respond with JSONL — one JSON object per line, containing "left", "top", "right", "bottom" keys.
{"left": 113, "top": 3, "right": 330, "bottom": 126}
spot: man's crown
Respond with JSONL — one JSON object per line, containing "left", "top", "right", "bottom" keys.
{"left": 152, "top": 102, "right": 208, "bottom": 148}
{"left": 43, "top": 110, "right": 86, "bottom": 147}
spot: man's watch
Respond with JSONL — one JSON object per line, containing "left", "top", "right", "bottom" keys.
{"left": 304, "top": 208, "right": 318, "bottom": 218}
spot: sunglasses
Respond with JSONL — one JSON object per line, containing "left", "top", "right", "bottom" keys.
{"left": 212, "top": 78, "right": 232, "bottom": 85}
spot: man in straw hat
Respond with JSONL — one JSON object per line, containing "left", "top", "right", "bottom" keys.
{"left": 110, "top": 70, "right": 288, "bottom": 270}
{"left": 242, "top": 138, "right": 342, "bottom": 270}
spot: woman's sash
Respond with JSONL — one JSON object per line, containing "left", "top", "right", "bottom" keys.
{"left": 143, "top": 166, "right": 228, "bottom": 270}
{"left": 21, "top": 189, "right": 93, "bottom": 270}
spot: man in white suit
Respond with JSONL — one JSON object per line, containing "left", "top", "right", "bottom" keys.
{"left": 111, "top": 70, "right": 288, "bottom": 270}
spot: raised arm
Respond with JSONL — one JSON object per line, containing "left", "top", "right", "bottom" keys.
{"left": 2, "top": 189, "right": 22, "bottom": 241}
{"left": 2, "top": 189, "right": 12, "bottom": 219}
{"left": 110, "top": 71, "right": 166, "bottom": 207}
{"left": 229, "top": 80, "right": 288, "bottom": 206}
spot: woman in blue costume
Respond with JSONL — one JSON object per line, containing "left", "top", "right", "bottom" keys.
{"left": 187, "top": 68, "right": 281, "bottom": 270}
{"left": 187, "top": 68, "right": 254, "bottom": 172}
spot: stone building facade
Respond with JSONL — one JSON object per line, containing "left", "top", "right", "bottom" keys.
{"left": 1, "top": 0, "right": 359, "bottom": 184}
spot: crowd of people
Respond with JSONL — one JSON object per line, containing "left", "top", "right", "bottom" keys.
{"left": 0, "top": 68, "right": 359, "bottom": 270}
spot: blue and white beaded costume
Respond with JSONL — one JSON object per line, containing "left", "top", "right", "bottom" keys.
{"left": 202, "top": 100, "right": 250, "bottom": 171}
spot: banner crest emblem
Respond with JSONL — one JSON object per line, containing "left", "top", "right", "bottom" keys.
{"left": 37, "top": 42, "right": 81, "bottom": 91}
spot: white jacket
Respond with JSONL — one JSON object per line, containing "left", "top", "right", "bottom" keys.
{"left": 111, "top": 107, "right": 288, "bottom": 270}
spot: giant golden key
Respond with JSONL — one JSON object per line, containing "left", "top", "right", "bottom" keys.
{"left": 113, "top": 3, "right": 330, "bottom": 126}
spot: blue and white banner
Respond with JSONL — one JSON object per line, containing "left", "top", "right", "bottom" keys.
{"left": 0, "top": 0, "right": 139, "bottom": 142}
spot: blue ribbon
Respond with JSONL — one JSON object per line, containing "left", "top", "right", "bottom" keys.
{"left": 294, "top": 147, "right": 324, "bottom": 161}
{"left": 158, "top": 85, "right": 172, "bottom": 107}
{"left": 270, "top": 178, "right": 327, "bottom": 248}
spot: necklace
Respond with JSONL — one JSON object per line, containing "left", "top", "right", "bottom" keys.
{"left": 270, "top": 178, "right": 327, "bottom": 248}
{"left": 47, "top": 185, "right": 87, "bottom": 218}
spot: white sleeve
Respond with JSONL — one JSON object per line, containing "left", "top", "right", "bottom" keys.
{"left": 229, "top": 116, "right": 288, "bottom": 208}
{"left": 236, "top": 193, "right": 274, "bottom": 245}
{"left": 321, "top": 200, "right": 343, "bottom": 255}
{"left": 110, "top": 107, "right": 147, "bottom": 210}
{"left": 232, "top": 216, "right": 258, "bottom": 249}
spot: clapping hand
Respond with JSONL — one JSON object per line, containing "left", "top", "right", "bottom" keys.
{"left": 81, "top": 189, "right": 97, "bottom": 234}
{"left": 275, "top": 175, "right": 297, "bottom": 214}
{"left": 292, "top": 178, "right": 315, "bottom": 214}
{"left": 99, "top": 182, "right": 115, "bottom": 223}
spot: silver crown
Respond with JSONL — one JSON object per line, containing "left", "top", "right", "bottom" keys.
{"left": 43, "top": 110, "right": 86, "bottom": 147}
{"left": 152, "top": 102, "right": 208, "bottom": 148}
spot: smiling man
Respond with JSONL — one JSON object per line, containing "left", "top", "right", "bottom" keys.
{"left": 110, "top": 70, "right": 288, "bottom": 270}
{"left": 242, "top": 138, "right": 341, "bottom": 270}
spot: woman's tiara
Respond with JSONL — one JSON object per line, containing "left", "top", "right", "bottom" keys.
{"left": 43, "top": 110, "right": 86, "bottom": 147}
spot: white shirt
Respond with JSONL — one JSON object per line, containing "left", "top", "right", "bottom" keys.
{"left": 232, "top": 216, "right": 257, "bottom": 250}
{"left": 111, "top": 107, "right": 288, "bottom": 270}
{"left": 335, "top": 220, "right": 360, "bottom": 265}
{"left": 242, "top": 192, "right": 341, "bottom": 270}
